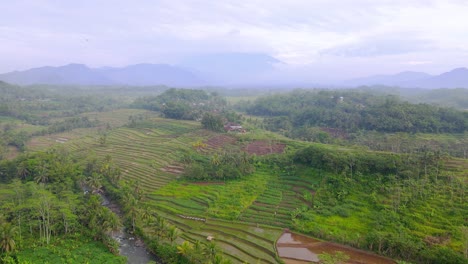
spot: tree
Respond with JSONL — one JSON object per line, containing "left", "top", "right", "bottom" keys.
{"left": 166, "top": 225, "right": 180, "bottom": 245}
{"left": 0, "top": 222, "right": 18, "bottom": 253}
{"left": 98, "top": 132, "right": 107, "bottom": 145}
{"left": 204, "top": 241, "right": 219, "bottom": 260}
{"left": 177, "top": 241, "right": 194, "bottom": 259}
{"left": 201, "top": 113, "right": 224, "bottom": 132}
{"left": 86, "top": 173, "right": 103, "bottom": 193}
{"left": 16, "top": 162, "right": 29, "bottom": 180}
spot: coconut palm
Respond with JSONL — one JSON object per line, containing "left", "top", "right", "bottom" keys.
{"left": 16, "top": 162, "right": 29, "bottom": 180}
{"left": 177, "top": 241, "right": 194, "bottom": 259}
{"left": 86, "top": 173, "right": 103, "bottom": 192}
{"left": 0, "top": 222, "right": 18, "bottom": 253}
{"left": 166, "top": 225, "right": 180, "bottom": 245}
{"left": 203, "top": 241, "right": 219, "bottom": 260}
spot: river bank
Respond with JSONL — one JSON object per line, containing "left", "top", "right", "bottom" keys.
{"left": 99, "top": 192, "right": 159, "bottom": 264}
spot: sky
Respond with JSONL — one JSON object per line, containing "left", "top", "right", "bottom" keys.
{"left": 1, "top": 0, "right": 468, "bottom": 81}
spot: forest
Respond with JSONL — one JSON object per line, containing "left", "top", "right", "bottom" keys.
{"left": 0, "top": 82, "right": 467, "bottom": 264}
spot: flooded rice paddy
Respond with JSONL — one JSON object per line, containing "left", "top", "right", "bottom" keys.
{"left": 277, "top": 232, "right": 395, "bottom": 264}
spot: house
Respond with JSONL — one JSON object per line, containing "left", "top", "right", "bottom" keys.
{"left": 224, "top": 122, "right": 245, "bottom": 132}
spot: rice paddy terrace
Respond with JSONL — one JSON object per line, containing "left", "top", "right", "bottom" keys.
{"left": 23, "top": 110, "right": 317, "bottom": 263}
{"left": 23, "top": 109, "right": 467, "bottom": 263}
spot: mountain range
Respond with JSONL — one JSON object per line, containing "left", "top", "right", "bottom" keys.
{"left": 343, "top": 67, "right": 468, "bottom": 89}
{"left": 0, "top": 53, "right": 280, "bottom": 87}
{"left": 1, "top": 52, "right": 468, "bottom": 88}
{"left": 0, "top": 63, "right": 203, "bottom": 87}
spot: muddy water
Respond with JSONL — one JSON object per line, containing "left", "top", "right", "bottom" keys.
{"left": 277, "top": 232, "right": 395, "bottom": 264}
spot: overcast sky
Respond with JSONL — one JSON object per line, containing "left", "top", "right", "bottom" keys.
{"left": 1, "top": 0, "right": 468, "bottom": 79}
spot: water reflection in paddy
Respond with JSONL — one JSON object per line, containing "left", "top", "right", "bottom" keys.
{"left": 276, "top": 232, "right": 395, "bottom": 264}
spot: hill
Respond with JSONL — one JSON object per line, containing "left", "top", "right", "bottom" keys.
{"left": 97, "top": 63, "right": 204, "bottom": 87}
{"left": 0, "top": 63, "right": 112, "bottom": 86}
{"left": 0, "top": 53, "right": 281, "bottom": 86}
{"left": 345, "top": 68, "right": 468, "bottom": 88}
{"left": 0, "top": 63, "right": 203, "bottom": 87}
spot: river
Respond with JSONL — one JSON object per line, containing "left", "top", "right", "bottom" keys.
{"left": 99, "top": 192, "right": 159, "bottom": 264}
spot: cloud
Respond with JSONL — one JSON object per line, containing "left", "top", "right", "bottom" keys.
{"left": 1, "top": 0, "right": 468, "bottom": 75}
{"left": 322, "top": 34, "right": 435, "bottom": 57}
{"left": 403, "top": 60, "right": 433, "bottom": 65}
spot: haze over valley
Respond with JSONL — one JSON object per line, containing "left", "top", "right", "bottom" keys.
{"left": 1, "top": 1, "right": 467, "bottom": 264}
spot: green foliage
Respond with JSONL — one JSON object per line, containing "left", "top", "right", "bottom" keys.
{"left": 132, "top": 88, "right": 227, "bottom": 120}
{"left": 0, "top": 222, "right": 18, "bottom": 253}
{"left": 288, "top": 154, "right": 467, "bottom": 263}
{"left": 318, "top": 251, "right": 350, "bottom": 264}
{"left": 13, "top": 236, "right": 126, "bottom": 263}
{"left": 182, "top": 151, "right": 254, "bottom": 181}
{"left": 34, "top": 117, "right": 99, "bottom": 136}
{"left": 245, "top": 89, "right": 467, "bottom": 134}
{"left": 201, "top": 112, "right": 224, "bottom": 132}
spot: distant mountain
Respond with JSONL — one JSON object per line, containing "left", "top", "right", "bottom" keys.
{"left": 345, "top": 71, "right": 433, "bottom": 87}
{"left": 345, "top": 68, "right": 468, "bottom": 88}
{"left": 0, "top": 64, "right": 112, "bottom": 86}
{"left": 179, "top": 52, "right": 282, "bottom": 84}
{"left": 0, "top": 63, "right": 204, "bottom": 87}
{"left": 407, "top": 67, "right": 468, "bottom": 89}
{"left": 0, "top": 53, "right": 283, "bottom": 86}
{"left": 97, "top": 64, "right": 203, "bottom": 87}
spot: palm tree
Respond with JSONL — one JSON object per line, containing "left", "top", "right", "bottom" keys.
{"left": 139, "top": 205, "right": 154, "bottom": 225}
{"left": 16, "top": 162, "right": 29, "bottom": 180}
{"left": 166, "top": 225, "right": 180, "bottom": 245}
{"left": 0, "top": 222, "right": 18, "bottom": 253}
{"left": 102, "top": 209, "right": 121, "bottom": 237}
{"left": 177, "top": 241, "right": 194, "bottom": 260}
{"left": 211, "top": 255, "right": 232, "bottom": 264}
{"left": 86, "top": 173, "right": 103, "bottom": 192}
{"left": 34, "top": 171, "right": 49, "bottom": 185}
{"left": 204, "top": 241, "right": 219, "bottom": 260}
{"left": 123, "top": 194, "right": 139, "bottom": 233}
{"left": 109, "top": 167, "right": 122, "bottom": 185}
{"left": 211, "top": 153, "right": 221, "bottom": 166}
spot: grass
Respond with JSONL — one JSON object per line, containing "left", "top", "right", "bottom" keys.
{"left": 14, "top": 236, "right": 126, "bottom": 264}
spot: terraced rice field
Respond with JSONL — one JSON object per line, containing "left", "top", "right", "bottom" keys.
{"left": 23, "top": 112, "right": 405, "bottom": 263}
{"left": 149, "top": 166, "right": 323, "bottom": 263}
{"left": 64, "top": 118, "right": 211, "bottom": 192}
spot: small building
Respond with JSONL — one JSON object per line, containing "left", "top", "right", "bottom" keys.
{"left": 224, "top": 122, "right": 245, "bottom": 132}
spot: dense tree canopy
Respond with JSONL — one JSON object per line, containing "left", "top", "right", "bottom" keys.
{"left": 132, "top": 88, "right": 227, "bottom": 120}
{"left": 243, "top": 89, "right": 467, "bottom": 134}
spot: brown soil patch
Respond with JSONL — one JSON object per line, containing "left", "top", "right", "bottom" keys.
{"left": 244, "top": 140, "right": 286, "bottom": 155}
{"left": 277, "top": 232, "right": 395, "bottom": 264}
{"left": 205, "top": 135, "right": 237, "bottom": 149}
{"left": 160, "top": 164, "right": 184, "bottom": 174}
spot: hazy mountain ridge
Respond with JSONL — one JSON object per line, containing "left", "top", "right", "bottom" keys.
{"left": 2, "top": 54, "right": 468, "bottom": 88}
{"left": 0, "top": 63, "right": 203, "bottom": 87}
{"left": 0, "top": 53, "right": 281, "bottom": 87}
{"left": 0, "top": 64, "right": 112, "bottom": 86}
{"left": 96, "top": 63, "right": 204, "bottom": 87}
{"left": 345, "top": 67, "right": 468, "bottom": 88}
{"left": 345, "top": 71, "right": 433, "bottom": 86}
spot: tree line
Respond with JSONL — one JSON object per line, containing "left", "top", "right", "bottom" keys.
{"left": 240, "top": 89, "right": 467, "bottom": 134}
{"left": 132, "top": 88, "right": 227, "bottom": 120}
